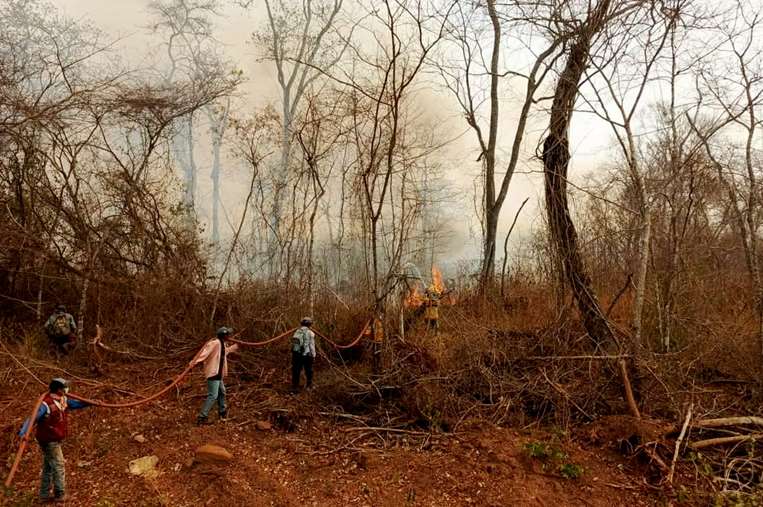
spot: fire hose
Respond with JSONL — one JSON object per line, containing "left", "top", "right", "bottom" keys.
{"left": 4, "top": 321, "right": 370, "bottom": 487}
{"left": 228, "top": 327, "right": 297, "bottom": 347}
{"left": 4, "top": 394, "right": 45, "bottom": 488}
{"left": 313, "top": 320, "right": 370, "bottom": 350}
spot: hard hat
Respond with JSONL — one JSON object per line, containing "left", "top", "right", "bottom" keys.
{"left": 56, "top": 304, "right": 66, "bottom": 312}
{"left": 300, "top": 317, "right": 313, "bottom": 326}
{"left": 49, "top": 378, "right": 69, "bottom": 393}
{"left": 216, "top": 326, "right": 232, "bottom": 337}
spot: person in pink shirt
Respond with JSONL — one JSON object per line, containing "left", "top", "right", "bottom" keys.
{"left": 189, "top": 327, "right": 239, "bottom": 425}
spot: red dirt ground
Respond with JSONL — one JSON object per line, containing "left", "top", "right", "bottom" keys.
{"left": 1, "top": 356, "right": 669, "bottom": 506}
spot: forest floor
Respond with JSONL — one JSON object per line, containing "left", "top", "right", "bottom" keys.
{"left": 0, "top": 347, "right": 697, "bottom": 506}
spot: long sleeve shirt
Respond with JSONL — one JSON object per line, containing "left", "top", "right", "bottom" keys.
{"left": 191, "top": 339, "right": 239, "bottom": 379}
{"left": 19, "top": 397, "right": 88, "bottom": 437}
{"left": 292, "top": 327, "right": 315, "bottom": 357}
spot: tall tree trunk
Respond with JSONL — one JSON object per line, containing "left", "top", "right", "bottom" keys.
{"left": 209, "top": 100, "right": 229, "bottom": 247}
{"left": 541, "top": 0, "right": 640, "bottom": 419}
{"left": 542, "top": 2, "right": 612, "bottom": 348}
{"left": 210, "top": 133, "right": 222, "bottom": 245}
{"left": 184, "top": 114, "right": 197, "bottom": 211}
{"left": 479, "top": 0, "right": 501, "bottom": 289}
{"left": 631, "top": 208, "right": 651, "bottom": 349}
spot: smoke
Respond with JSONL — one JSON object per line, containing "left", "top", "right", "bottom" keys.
{"left": 58, "top": 0, "right": 612, "bottom": 275}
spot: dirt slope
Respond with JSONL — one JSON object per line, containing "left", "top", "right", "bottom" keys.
{"left": 2, "top": 374, "right": 663, "bottom": 507}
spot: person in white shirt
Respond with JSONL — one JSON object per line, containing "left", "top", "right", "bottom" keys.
{"left": 291, "top": 317, "right": 315, "bottom": 392}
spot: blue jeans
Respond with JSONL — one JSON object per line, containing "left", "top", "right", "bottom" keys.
{"left": 39, "top": 441, "right": 65, "bottom": 499}
{"left": 199, "top": 379, "right": 227, "bottom": 418}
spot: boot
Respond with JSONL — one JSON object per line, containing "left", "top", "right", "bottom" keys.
{"left": 219, "top": 410, "right": 228, "bottom": 421}
{"left": 196, "top": 416, "right": 212, "bottom": 426}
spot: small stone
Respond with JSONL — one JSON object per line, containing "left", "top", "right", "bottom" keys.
{"left": 194, "top": 444, "right": 233, "bottom": 464}
{"left": 255, "top": 420, "right": 272, "bottom": 431}
{"left": 128, "top": 455, "right": 159, "bottom": 479}
{"left": 133, "top": 434, "right": 147, "bottom": 443}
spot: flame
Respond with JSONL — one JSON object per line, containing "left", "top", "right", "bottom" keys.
{"left": 431, "top": 266, "right": 445, "bottom": 294}
{"left": 404, "top": 284, "right": 426, "bottom": 308}
{"left": 404, "top": 265, "right": 450, "bottom": 308}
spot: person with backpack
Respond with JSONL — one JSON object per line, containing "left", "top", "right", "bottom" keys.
{"left": 190, "top": 326, "right": 239, "bottom": 425}
{"left": 18, "top": 378, "right": 90, "bottom": 504}
{"left": 44, "top": 305, "right": 77, "bottom": 356}
{"left": 291, "top": 317, "right": 315, "bottom": 392}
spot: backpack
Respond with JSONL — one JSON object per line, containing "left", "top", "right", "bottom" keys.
{"left": 52, "top": 314, "right": 71, "bottom": 336}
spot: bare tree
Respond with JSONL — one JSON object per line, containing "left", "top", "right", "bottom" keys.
{"left": 206, "top": 95, "right": 232, "bottom": 245}
{"left": 438, "top": 0, "right": 563, "bottom": 290}
{"left": 294, "top": 89, "right": 348, "bottom": 313}
{"left": 248, "top": 0, "right": 349, "bottom": 278}
{"left": 541, "top": 0, "right": 643, "bottom": 418}
{"left": 149, "top": 0, "right": 229, "bottom": 217}
{"left": 580, "top": 1, "right": 684, "bottom": 349}
{"left": 0, "top": 0, "right": 237, "bottom": 338}
{"left": 690, "top": 0, "right": 763, "bottom": 355}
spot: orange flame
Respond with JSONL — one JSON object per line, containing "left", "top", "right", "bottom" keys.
{"left": 404, "top": 284, "right": 426, "bottom": 308}
{"left": 404, "top": 265, "right": 450, "bottom": 308}
{"left": 431, "top": 266, "right": 445, "bottom": 294}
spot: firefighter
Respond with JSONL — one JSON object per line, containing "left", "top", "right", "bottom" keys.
{"left": 291, "top": 317, "right": 316, "bottom": 392}
{"left": 190, "top": 327, "right": 239, "bottom": 425}
{"left": 18, "top": 378, "right": 91, "bottom": 503}
{"left": 424, "top": 286, "right": 440, "bottom": 330}
{"left": 44, "top": 305, "right": 77, "bottom": 356}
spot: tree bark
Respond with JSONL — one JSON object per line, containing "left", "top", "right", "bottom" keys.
{"left": 479, "top": 0, "right": 501, "bottom": 288}
{"left": 541, "top": 0, "right": 640, "bottom": 419}
{"left": 631, "top": 209, "right": 651, "bottom": 350}
{"left": 542, "top": 0, "right": 614, "bottom": 348}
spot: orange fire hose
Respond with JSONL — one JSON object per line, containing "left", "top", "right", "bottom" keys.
{"left": 55, "top": 325, "right": 259, "bottom": 408}
{"left": 4, "top": 323, "right": 367, "bottom": 487}
{"left": 229, "top": 327, "right": 298, "bottom": 347}
{"left": 314, "top": 320, "right": 370, "bottom": 350}
{"left": 67, "top": 362, "right": 197, "bottom": 408}
{"left": 4, "top": 393, "right": 45, "bottom": 488}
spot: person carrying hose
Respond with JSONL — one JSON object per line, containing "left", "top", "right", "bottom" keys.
{"left": 190, "top": 326, "right": 239, "bottom": 425}
{"left": 18, "top": 378, "right": 90, "bottom": 504}
{"left": 291, "top": 317, "right": 315, "bottom": 393}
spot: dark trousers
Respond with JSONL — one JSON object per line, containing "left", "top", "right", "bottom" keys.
{"left": 291, "top": 351, "right": 314, "bottom": 390}
{"left": 48, "top": 333, "right": 76, "bottom": 355}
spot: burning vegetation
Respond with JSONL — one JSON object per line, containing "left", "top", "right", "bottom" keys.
{"left": 4, "top": 0, "right": 763, "bottom": 504}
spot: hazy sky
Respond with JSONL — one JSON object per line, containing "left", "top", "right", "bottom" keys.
{"left": 56, "top": 0, "right": 614, "bottom": 267}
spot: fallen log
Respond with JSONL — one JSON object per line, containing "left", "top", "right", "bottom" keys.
{"left": 693, "top": 417, "right": 763, "bottom": 429}
{"left": 689, "top": 433, "right": 763, "bottom": 450}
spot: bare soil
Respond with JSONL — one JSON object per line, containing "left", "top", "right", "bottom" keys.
{"left": 1, "top": 356, "right": 672, "bottom": 507}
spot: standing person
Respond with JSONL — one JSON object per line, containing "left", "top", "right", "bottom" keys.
{"left": 44, "top": 305, "right": 77, "bottom": 356}
{"left": 291, "top": 317, "right": 315, "bottom": 392}
{"left": 18, "top": 378, "right": 90, "bottom": 504}
{"left": 424, "top": 287, "right": 440, "bottom": 331}
{"left": 190, "top": 327, "right": 239, "bottom": 425}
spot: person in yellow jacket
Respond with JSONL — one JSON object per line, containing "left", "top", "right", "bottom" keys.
{"left": 424, "top": 287, "right": 440, "bottom": 330}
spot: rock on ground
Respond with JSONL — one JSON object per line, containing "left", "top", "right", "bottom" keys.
{"left": 194, "top": 444, "right": 234, "bottom": 465}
